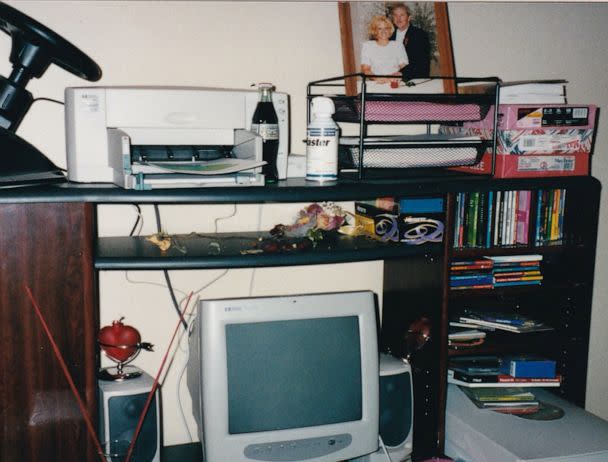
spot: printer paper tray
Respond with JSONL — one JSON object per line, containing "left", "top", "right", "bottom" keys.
{"left": 134, "top": 173, "right": 265, "bottom": 189}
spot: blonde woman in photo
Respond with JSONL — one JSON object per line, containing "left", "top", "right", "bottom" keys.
{"left": 360, "top": 15, "right": 408, "bottom": 84}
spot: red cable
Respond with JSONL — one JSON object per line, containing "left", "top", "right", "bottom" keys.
{"left": 125, "top": 291, "right": 194, "bottom": 462}
{"left": 24, "top": 285, "right": 107, "bottom": 462}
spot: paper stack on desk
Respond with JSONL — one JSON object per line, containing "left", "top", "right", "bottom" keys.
{"left": 499, "top": 80, "right": 567, "bottom": 104}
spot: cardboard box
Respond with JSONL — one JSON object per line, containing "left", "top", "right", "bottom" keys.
{"left": 452, "top": 151, "right": 590, "bottom": 178}
{"left": 442, "top": 104, "right": 597, "bottom": 178}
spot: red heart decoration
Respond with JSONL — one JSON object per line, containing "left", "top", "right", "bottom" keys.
{"left": 98, "top": 318, "right": 141, "bottom": 363}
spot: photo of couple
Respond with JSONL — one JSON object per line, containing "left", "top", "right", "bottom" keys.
{"left": 340, "top": 1, "right": 455, "bottom": 92}
{"left": 361, "top": 3, "right": 430, "bottom": 84}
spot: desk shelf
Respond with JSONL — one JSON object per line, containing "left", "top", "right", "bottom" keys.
{"left": 95, "top": 232, "right": 442, "bottom": 270}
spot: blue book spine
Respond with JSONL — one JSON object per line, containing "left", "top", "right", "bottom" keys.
{"left": 486, "top": 191, "right": 493, "bottom": 248}
{"left": 494, "top": 280, "right": 542, "bottom": 287}
{"left": 454, "top": 193, "right": 462, "bottom": 248}
{"left": 449, "top": 277, "right": 494, "bottom": 287}
{"left": 501, "top": 359, "right": 556, "bottom": 378}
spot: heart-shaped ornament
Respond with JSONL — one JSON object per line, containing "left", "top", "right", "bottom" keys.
{"left": 98, "top": 317, "right": 141, "bottom": 363}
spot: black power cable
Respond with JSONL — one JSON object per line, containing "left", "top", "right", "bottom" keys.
{"left": 153, "top": 204, "right": 188, "bottom": 331}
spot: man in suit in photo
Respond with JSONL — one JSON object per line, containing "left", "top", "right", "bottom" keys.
{"left": 390, "top": 3, "right": 431, "bottom": 81}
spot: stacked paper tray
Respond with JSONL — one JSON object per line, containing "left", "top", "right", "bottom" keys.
{"left": 332, "top": 93, "right": 492, "bottom": 124}
{"left": 339, "top": 134, "right": 485, "bottom": 169}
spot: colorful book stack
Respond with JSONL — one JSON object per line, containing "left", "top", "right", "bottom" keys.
{"left": 486, "top": 254, "right": 543, "bottom": 288}
{"left": 535, "top": 188, "right": 566, "bottom": 246}
{"left": 449, "top": 259, "right": 494, "bottom": 290}
{"left": 453, "top": 190, "right": 533, "bottom": 249}
{"left": 448, "top": 355, "right": 561, "bottom": 390}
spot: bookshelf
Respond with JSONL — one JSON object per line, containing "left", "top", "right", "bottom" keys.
{"left": 0, "top": 175, "right": 600, "bottom": 461}
{"left": 445, "top": 178, "right": 600, "bottom": 408}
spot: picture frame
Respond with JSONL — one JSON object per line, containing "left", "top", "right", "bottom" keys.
{"left": 338, "top": 2, "right": 456, "bottom": 94}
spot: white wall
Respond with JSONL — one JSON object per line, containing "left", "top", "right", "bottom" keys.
{"left": 1, "top": 0, "right": 384, "bottom": 446}
{"left": 3, "top": 0, "right": 607, "bottom": 447}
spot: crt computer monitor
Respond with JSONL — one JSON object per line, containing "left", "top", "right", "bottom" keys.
{"left": 187, "top": 291, "right": 380, "bottom": 462}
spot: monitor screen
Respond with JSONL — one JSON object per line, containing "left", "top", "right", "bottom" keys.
{"left": 226, "top": 316, "right": 362, "bottom": 434}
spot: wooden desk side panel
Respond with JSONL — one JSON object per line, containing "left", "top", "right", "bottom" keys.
{"left": 0, "top": 203, "right": 98, "bottom": 462}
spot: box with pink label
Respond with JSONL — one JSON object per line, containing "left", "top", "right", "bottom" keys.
{"left": 441, "top": 104, "right": 598, "bottom": 178}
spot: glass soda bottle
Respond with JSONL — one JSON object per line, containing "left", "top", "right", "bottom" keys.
{"left": 251, "top": 83, "right": 279, "bottom": 183}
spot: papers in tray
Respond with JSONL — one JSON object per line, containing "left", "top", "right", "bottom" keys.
{"left": 339, "top": 134, "right": 483, "bottom": 146}
{"left": 140, "top": 158, "right": 266, "bottom": 176}
{"left": 499, "top": 79, "right": 567, "bottom": 104}
{"left": 339, "top": 134, "right": 483, "bottom": 169}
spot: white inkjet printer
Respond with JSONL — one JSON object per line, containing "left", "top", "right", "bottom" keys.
{"left": 65, "top": 86, "right": 289, "bottom": 189}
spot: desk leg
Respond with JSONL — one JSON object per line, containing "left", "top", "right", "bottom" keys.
{"left": 0, "top": 202, "right": 98, "bottom": 462}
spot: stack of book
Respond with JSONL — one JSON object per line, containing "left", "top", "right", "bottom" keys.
{"left": 448, "top": 355, "right": 561, "bottom": 388}
{"left": 459, "top": 386, "right": 541, "bottom": 415}
{"left": 486, "top": 254, "right": 543, "bottom": 288}
{"left": 458, "top": 308, "right": 554, "bottom": 334}
{"left": 449, "top": 259, "right": 494, "bottom": 290}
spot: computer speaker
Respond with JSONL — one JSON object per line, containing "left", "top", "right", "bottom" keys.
{"left": 379, "top": 353, "right": 414, "bottom": 462}
{"left": 98, "top": 372, "right": 161, "bottom": 462}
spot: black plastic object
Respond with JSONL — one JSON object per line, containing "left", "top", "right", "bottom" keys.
{"left": 0, "top": 2, "right": 102, "bottom": 184}
{"left": 0, "top": 129, "right": 64, "bottom": 185}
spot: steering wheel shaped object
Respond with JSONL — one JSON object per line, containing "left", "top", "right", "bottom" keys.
{"left": 0, "top": 1, "right": 101, "bottom": 130}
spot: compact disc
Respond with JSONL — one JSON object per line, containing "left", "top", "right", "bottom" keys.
{"left": 516, "top": 401, "right": 565, "bottom": 421}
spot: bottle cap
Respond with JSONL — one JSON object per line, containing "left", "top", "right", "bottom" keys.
{"left": 311, "top": 96, "right": 335, "bottom": 117}
{"left": 257, "top": 82, "right": 275, "bottom": 90}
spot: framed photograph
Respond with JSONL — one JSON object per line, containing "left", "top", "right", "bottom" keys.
{"left": 338, "top": 2, "right": 456, "bottom": 94}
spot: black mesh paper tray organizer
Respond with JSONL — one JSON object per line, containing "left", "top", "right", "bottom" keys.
{"left": 339, "top": 135, "right": 483, "bottom": 169}
{"left": 307, "top": 75, "right": 500, "bottom": 179}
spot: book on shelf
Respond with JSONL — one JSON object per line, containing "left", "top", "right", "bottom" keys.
{"left": 459, "top": 311, "right": 527, "bottom": 326}
{"left": 458, "top": 385, "right": 542, "bottom": 414}
{"left": 459, "top": 385, "right": 537, "bottom": 403}
{"left": 449, "top": 355, "right": 501, "bottom": 370}
{"left": 485, "top": 254, "right": 543, "bottom": 264}
{"left": 449, "top": 327, "right": 487, "bottom": 341}
{"left": 449, "top": 321, "right": 495, "bottom": 331}
{"left": 449, "top": 368, "right": 561, "bottom": 385}
{"left": 494, "top": 273, "right": 543, "bottom": 283}
{"left": 458, "top": 310, "right": 554, "bottom": 333}
{"left": 493, "top": 280, "right": 543, "bottom": 288}
{"left": 458, "top": 316, "right": 553, "bottom": 333}
{"left": 500, "top": 356, "right": 556, "bottom": 378}
{"left": 451, "top": 284, "right": 493, "bottom": 291}
{"left": 448, "top": 370, "right": 561, "bottom": 388}
{"left": 492, "top": 269, "right": 542, "bottom": 276}
{"left": 448, "top": 327, "right": 487, "bottom": 349}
